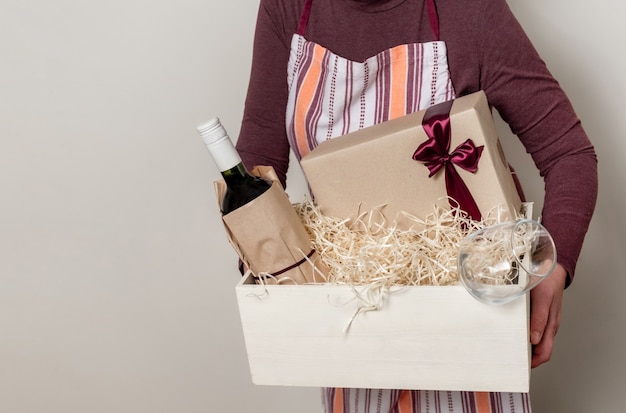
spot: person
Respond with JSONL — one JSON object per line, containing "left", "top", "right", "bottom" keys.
{"left": 234, "top": 0, "right": 598, "bottom": 411}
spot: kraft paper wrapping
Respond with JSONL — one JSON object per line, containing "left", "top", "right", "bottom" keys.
{"left": 300, "top": 91, "right": 522, "bottom": 230}
{"left": 214, "top": 165, "right": 328, "bottom": 284}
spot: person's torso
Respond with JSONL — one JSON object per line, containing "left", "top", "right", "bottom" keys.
{"left": 285, "top": 0, "right": 456, "bottom": 160}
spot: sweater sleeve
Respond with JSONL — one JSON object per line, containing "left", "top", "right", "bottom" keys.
{"left": 235, "top": 0, "right": 297, "bottom": 188}
{"left": 475, "top": 0, "right": 598, "bottom": 284}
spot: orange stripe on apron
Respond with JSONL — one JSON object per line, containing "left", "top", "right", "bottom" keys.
{"left": 333, "top": 387, "right": 344, "bottom": 413}
{"left": 475, "top": 391, "right": 492, "bottom": 413}
{"left": 293, "top": 43, "right": 325, "bottom": 159}
{"left": 389, "top": 45, "right": 408, "bottom": 120}
{"left": 397, "top": 389, "right": 413, "bottom": 413}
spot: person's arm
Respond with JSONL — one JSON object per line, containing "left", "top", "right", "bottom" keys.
{"left": 475, "top": 0, "right": 598, "bottom": 367}
{"left": 236, "top": 0, "right": 297, "bottom": 188}
{"left": 476, "top": 0, "right": 597, "bottom": 281}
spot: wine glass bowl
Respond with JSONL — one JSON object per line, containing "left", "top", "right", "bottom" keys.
{"left": 457, "top": 219, "right": 557, "bottom": 305}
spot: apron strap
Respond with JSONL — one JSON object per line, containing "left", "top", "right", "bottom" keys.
{"left": 298, "top": 0, "right": 440, "bottom": 41}
{"left": 426, "top": 0, "right": 440, "bottom": 41}
{"left": 296, "top": 0, "right": 314, "bottom": 36}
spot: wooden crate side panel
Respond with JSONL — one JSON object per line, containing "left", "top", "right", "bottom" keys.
{"left": 236, "top": 280, "right": 530, "bottom": 392}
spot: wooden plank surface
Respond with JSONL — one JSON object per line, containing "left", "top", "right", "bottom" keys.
{"left": 236, "top": 277, "right": 530, "bottom": 392}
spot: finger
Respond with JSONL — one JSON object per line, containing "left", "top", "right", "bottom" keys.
{"left": 532, "top": 308, "right": 561, "bottom": 367}
{"left": 529, "top": 268, "right": 565, "bottom": 345}
{"left": 531, "top": 332, "right": 554, "bottom": 368}
{"left": 529, "top": 286, "right": 551, "bottom": 345}
{"left": 529, "top": 266, "right": 566, "bottom": 368}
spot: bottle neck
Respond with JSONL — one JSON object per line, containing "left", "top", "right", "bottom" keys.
{"left": 221, "top": 163, "right": 251, "bottom": 187}
{"left": 206, "top": 134, "right": 242, "bottom": 172}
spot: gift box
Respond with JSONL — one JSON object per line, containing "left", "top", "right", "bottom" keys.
{"left": 300, "top": 91, "right": 522, "bottom": 229}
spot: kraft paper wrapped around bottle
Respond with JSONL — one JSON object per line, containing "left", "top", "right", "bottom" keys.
{"left": 214, "top": 165, "right": 328, "bottom": 284}
{"left": 300, "top": 91, "right": 522, "bottom": 230}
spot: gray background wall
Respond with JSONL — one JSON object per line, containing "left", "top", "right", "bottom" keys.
{"left": 1, "top": 0, "right": 623, "bottom": 412}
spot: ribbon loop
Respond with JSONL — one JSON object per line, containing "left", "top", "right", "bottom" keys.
{"left": 412, "top": 100, "right": 484, "bottom": 221}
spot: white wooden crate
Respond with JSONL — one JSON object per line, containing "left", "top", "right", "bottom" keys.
{"left": 235, "top": 276, "right": 530, "bottom": 392}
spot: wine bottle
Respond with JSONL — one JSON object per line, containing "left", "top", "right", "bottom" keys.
{"left": 197, "top": 118, "right": 271, "bottom": 214}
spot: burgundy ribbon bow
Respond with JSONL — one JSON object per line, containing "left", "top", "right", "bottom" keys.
{"left": 412, "top": 100, "right": 484, "bottom": 221}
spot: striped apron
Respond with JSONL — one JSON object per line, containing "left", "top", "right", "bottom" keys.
{"left": 285, "top": 0, "right": 532, "bottom": 411}
{"left": 286, "top": 0, "right": 455, "bottom": 159}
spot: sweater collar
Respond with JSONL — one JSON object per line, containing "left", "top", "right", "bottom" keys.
{"left": 347, "top": 0, "right": 408, "bottom": 12}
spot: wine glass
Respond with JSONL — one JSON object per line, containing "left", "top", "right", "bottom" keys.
{"left": 457, "top": 219, "right": 557, "bottom": 305}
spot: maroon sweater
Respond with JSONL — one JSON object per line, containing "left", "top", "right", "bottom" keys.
{"left": 236, "top": 0, "right": 598, "bottom": 283}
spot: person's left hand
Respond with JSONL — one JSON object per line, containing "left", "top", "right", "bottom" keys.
{"left": 529, "top": 263, "right": 568, "bottom": 368}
